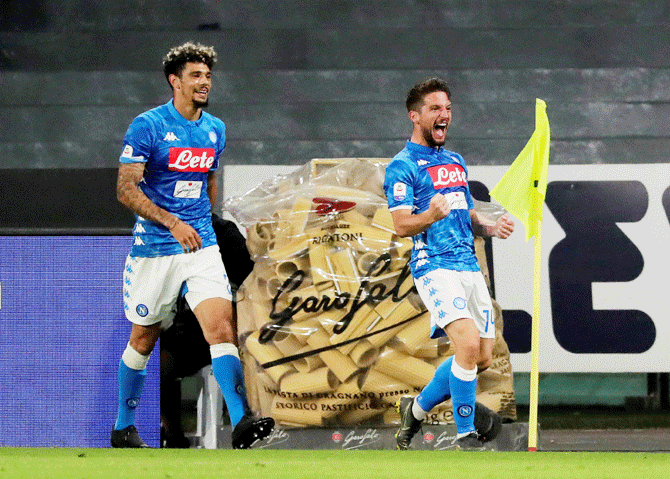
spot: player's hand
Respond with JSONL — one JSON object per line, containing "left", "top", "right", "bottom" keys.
{"left": 170, "top": 219, "right": 203, "bottom": 252}
{"left": 492, "top": 214, "right": 515, "bottom": 239}
{"left": 429, "top": 193, "right": 451, "bottom": 223}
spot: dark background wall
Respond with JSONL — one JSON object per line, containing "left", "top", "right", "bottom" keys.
{"left": 2, "top": 0, "right": 670, "bottom": 170}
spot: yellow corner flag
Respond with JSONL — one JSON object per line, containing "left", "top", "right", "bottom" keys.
{"left": 490, "top": 99, "right": 550, "bottom": 452}
{"left": 490, "top": 99, "right": 550, "bottom": 241}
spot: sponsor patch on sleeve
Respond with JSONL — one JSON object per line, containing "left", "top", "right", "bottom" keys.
{"left": 121, "top": 145, "right": 134, "bottom": 158}
{"left": 393, "top": 182, "right": 407, "bottom": 201}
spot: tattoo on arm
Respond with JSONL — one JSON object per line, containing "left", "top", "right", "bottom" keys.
{"left": 117, "top": 163, "right": 179, "bottom": 229}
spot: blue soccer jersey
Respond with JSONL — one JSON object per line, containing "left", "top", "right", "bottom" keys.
{"left": 384, "top": 141, "right": 479, "bottom": 278}
{"left": 119, "top": 100, "right": 226, "bottom": 257}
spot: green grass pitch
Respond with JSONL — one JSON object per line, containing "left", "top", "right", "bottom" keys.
{"left": 1, "top": 448, "right": 668, "bottom": 479}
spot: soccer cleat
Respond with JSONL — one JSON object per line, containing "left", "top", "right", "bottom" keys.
{"left": 473, "top": 402, "right": 503, "bottom": 443}
{"left": 110, "top": 425, "right": 150, "bottom": 448}
{"left": 231, "top": 414, "right": 275, "bottom": 449}
{"left": 456, "top": 431, "right": 485, "bottom": 451}
{"left": 395, "top": 396, "right": 423, "bottom": 451}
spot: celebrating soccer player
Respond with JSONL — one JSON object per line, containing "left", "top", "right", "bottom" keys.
{"left": 111, "top": 42, "right": 274, "bottom": 449}
{"left": 384, "top": 78, "right": 514, "bottom": 451}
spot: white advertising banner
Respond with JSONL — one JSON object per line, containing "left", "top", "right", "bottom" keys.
{"left": 224, "top": 163, "right": 670, "bottom": 373}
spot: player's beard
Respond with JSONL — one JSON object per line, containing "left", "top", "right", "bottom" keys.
{"left": 194, "top": 97, "right": 209, "bottom": 108}
{"left": 421, "top": 125, "right": 445, "bottom": 148}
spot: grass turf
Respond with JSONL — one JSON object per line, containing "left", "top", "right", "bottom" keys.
{"left": 1, "top": 449, "right": 669, "bottom": 479}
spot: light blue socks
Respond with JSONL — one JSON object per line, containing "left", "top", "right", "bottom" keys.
{"left": 210, "top": 343, "right": 249, "bottom": 428}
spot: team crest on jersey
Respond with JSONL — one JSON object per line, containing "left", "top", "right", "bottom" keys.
{"left": 209, "top": 131, "right": 217, "bottom": 143}
{"left": 168, "top": 147, "right": 215, "bottom": 172}
{"left": 427, "top": 164, "right": 467, "bottom": 190}
{"left": 393, "top": 182, "right": 407, "bottom": 201}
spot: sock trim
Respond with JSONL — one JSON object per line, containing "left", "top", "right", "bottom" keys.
{"left": 412, "top": 398, "right": 428, "bottom": 420}
{"left": 451, "top": 359, "right": 477, "bottom": 382}
{"left": 210, "top": 342, "right": 239, "bottom": 359}
{"left": 121, "top": 342, "right": 150, "bottom": 370}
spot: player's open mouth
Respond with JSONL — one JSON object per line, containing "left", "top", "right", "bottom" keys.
{"left": 434, "top": 122, "right": 447, "bottom": 140}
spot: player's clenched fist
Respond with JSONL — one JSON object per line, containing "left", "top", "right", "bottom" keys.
{"left": 492, "top": 214, "right": 515, "bottom": 239}
{"left": 428, "top": 193, "right": 451, "bottom": 223}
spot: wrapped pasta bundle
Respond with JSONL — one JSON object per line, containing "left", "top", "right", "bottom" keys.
{"left": 225, "top": 158, "right": 518, "bottom": 427}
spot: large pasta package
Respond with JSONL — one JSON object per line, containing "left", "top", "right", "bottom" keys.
{"left": 224, "top": 159, "right": 517, "bottom": 428}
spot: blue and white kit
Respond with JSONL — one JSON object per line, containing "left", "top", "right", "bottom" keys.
{"left": 120, "top": 99, "right": 226, "bottom": 258}
{"left": 383, "top": 140, "right": 479, "bottom": 278}
{"left": 384, "top": 141, "right": 494, "bottom": 339}
{"left": 119, "top": 100, "right": 230, "bottom": 324}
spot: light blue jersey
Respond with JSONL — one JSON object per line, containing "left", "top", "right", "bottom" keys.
{"left": 384, "top": 141, "right": 479, "bottom": 278}
{"left": 119, "top": 100, "right": 226, "bottom": 257}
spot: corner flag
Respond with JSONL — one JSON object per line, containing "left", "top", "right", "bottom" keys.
{"left": 490, "top": 99, "right": 550, "bottom": 452}
{"left": 490, "top": 99, "right": 550, "bottom": 241}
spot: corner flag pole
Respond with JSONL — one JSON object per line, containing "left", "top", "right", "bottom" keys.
{"left": 527, "top": 212, "right": 543, "bottom": 451}
{"left": 489, "top": 98, "right": 550, "bottom": 452}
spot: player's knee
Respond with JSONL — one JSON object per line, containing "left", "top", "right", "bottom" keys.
{"left": 460, "top": 337, "right": 481, "bottom": 362}
{"left": 477, "top": 356, "right": 493, "bottom": 372}
{"left": 202, "top": 319, "right": 235, "bottom": 345}
{"left": 129, "top": 326, "right": 160, "bottom": 355}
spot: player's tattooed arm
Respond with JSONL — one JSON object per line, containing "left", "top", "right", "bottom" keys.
{"left": 117, "top": 163, "right": 178, "bottom": 228}
{"left": 117, "top": 162, "right": 203, "bottom": 252}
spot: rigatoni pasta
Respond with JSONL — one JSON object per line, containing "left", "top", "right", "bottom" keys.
{"left": 227, "top": 158, "right": 518, "bottom": 428}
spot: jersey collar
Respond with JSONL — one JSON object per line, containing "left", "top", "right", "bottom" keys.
{"left": 167, "top": 99, "right": 205, "bottom": 127}
{"left": 406, "top": 140, "right": 443, "bottom": 156}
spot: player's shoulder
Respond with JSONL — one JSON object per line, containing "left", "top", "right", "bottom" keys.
{"left": 200, "top": 110, "right": 226, "bottom": 131}
{"left": 128, "top": 103, "right": 170, "bottom": 132}
{"left": 388, "top": 146, "right": 417, "bottom": 172}
{"left": 441, "top": 148, "right": 466, "bottom": 166}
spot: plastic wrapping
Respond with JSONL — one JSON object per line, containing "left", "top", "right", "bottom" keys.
{"left": 225, "top": 158, "right": 516, "bottom": 428}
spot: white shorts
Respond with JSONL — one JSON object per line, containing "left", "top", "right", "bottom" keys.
{"left": 414, "top": 269, "right": 495, "bottom": 340}
{"left": 123, "top": 245, "right": 232, "bottom": 326}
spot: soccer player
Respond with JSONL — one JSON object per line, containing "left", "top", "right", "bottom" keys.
{"left": 384, "top": 78, "right": 514, "bottom": 450}
{"left": 111, "top": 42, "right": 274, "bottom": 449}
{"left": 160, "top": 214, "right": 255, "bottom": 448}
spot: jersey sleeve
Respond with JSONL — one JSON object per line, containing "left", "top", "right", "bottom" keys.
{"left": 384, "top": 159, "right": 415, "bottom": 211}
{"left": 459, "top": 157, "right": 475, "bottom": 210}
{"left": 208, "top": 119, "right": 226, "bottom": 172}
{"left": 120, "top": 115, "right": 155, "bottom": 164}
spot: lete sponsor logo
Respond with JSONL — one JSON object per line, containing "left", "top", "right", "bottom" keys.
{"left": 168, "top": 148, "right": 215, "bottom": 172}
{"left": 427, "top": 164, "right": 467, "bottom": 189}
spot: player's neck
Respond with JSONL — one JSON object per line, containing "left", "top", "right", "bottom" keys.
{"left": 173, "top": 97, "right": 202, "bottom": 122}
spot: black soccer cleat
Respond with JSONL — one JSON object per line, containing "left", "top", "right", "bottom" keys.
{"left": 231, "top": 414, "right": 275, "bottom": 449}
{"left": 456, "top": 431, "right": 485, "bottom": 451}
{"left": 395, "top": 396, "right": 423, "bottom": 451}
{"left": 110, "top": 425, "right": 150, "bottom": 448}
{"left": 473, "top": 402, "right": 503, "bottom": 443}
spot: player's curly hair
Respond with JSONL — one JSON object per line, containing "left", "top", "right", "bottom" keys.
{"left": 406, "top": 78, "right": 452, "bottom": 112}
{"left": 163, "top": 42, "right": 217, "bottom": 85}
